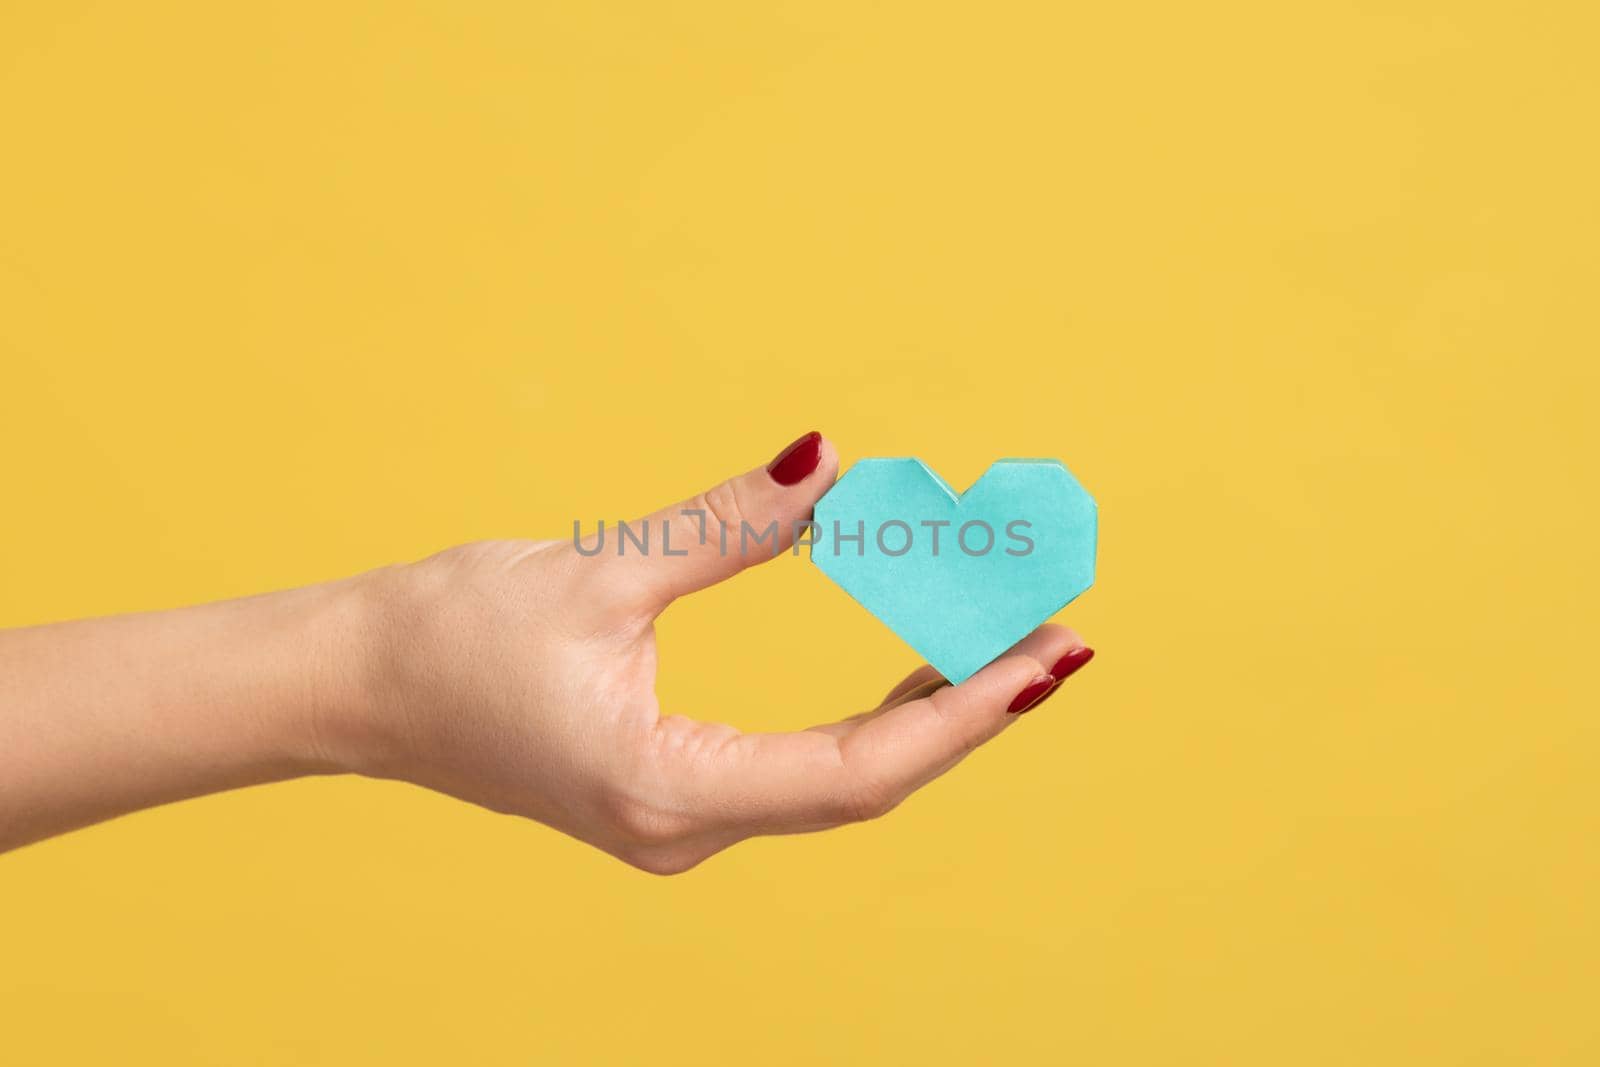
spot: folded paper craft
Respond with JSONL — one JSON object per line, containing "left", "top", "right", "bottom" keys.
{"left": 810, "top": 459, "right": 1097, "bottom": 684}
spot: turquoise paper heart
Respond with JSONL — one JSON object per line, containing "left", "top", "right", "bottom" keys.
{"left": 810, "top": 459, "right": 1097, "bottom": 684}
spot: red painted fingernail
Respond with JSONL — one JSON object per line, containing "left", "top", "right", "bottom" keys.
{"left": 767, "top": 431, "right": 823, "bottom": 486}
{"left": 1049, "top": 646, "right": 1095, "bottom": 682}
{"left": 1007, "top": 675, "right": 1057, "bottom": 714}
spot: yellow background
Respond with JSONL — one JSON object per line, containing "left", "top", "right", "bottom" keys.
{"left": 3, "top": 2, "right": 1597, "bottom": 1063}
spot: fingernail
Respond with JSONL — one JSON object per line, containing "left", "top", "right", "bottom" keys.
{"left": 1007, "top": 675, "right": 1057, "bottom": 714}
{"left": 767, "top": 431, "right": 823, "bottom": 486}
{"left": 1049, "top": 646, "right": 1096, "bottom": 683}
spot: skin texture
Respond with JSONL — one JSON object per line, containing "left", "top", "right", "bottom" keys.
{"left": 0, "top": 435, "right": 1091, "bottom": 870}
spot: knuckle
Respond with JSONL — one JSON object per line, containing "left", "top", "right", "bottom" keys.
{"left": 604, "top": 794, "right": 694, "bottom": 849}
{"left": 699, "top": 481, "right": 749, "bottom": 547}
{"left": 843, "top": 773, "right": 900, "bottom": 823}
{"left": 620, "top": 845, "right": 710, "bottom": 877}
{"left": 564, "top": 548, "right": 640, "bottom": 616}
{"left": 929, "top": 685, "right": 989, "bottom": 755}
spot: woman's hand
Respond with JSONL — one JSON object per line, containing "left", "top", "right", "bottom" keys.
{"left": 337, "top": 432, "right": 1095, "bottom": 873}
{"left": 0, "top": 432, "right": 1093, "bottom": 863}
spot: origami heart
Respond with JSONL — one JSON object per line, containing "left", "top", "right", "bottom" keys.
{"left": 810, "top": 459, "right": 1097, "bottom": 684}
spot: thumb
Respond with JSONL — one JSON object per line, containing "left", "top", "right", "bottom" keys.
{"left": 594, "top": 431, "right": 838, "bottom": 611}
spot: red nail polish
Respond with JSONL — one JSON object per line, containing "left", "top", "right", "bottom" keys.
{"left": 1049, "top": 646, "right": 1095, "bottom": 682}
{"left": 767, "top": 431, "right": 823, "bottom": 486}
{"left": 1007, "top": 675, "right": 1057, "bottom": 714}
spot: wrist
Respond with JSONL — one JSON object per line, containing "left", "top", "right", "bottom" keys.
{"left": 283, "top": 569, "right": 399, "bottom": 778}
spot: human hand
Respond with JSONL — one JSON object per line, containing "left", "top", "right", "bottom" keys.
{"left": 338, "top": 433, "right": 1095, "bottom": 873}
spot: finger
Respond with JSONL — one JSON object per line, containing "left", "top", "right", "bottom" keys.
{"left": 805, "top": 677, "right": 944, "bottom": 740}
{"left": 593, "top": 431, "right": 839, "bottom": 613}
{"left": 809, "top": 624, "right": 1079, "bottom": 736}
{"left": 807, "top": 666, "right": 946, "bottom": 739}
{"left": 698, "top": 625, "right": 1090, "bottom": 835}
{"left": 883, "top": 626, "right": 1090, "bottom": 786}
{"left": 880, "top": 664, "right": 945, "bottom": 706}
{"left": 835, "top": 625, "right": 1085, "bottom": 808}
{"left": 879, "top": 677, "right": 948, "bottom": 711}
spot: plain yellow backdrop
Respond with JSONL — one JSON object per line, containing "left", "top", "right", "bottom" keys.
{"left": 2, "top": 2, "right": 1597, "bottom": 1064}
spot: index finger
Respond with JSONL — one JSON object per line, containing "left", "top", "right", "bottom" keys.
{"left": 693, "top": 625, "right": 1089, "bottom": 835}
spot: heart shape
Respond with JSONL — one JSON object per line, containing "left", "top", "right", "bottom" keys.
{"left": 810, "top": 459, "right": 1097, "bottom": 683}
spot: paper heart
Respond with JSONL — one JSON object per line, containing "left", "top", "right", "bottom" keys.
{"left": 810, "top": 459, "right": 1097, "bottom": 684}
